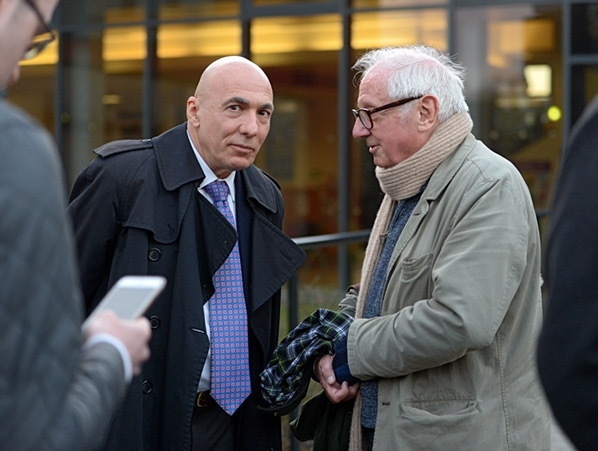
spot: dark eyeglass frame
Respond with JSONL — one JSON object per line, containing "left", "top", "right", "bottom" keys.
{"left": 22, "top": 0, "right": 57, "bottom": 61}
{"left": 352, "top": 96, "right": 423, "bottom": 130}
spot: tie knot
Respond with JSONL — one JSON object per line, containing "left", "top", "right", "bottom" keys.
{"left": 205, "top": 180, "right": 229, "bottom": 204}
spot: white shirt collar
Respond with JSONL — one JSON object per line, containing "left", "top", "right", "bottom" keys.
{"left": 187, "top": 130, "right": 236, "bottom": 202}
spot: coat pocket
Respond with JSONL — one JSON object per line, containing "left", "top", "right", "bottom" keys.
{"left": 384, "top": 252, "right": 433, "bottom": 313}
{"left": 396, "top": 399, "right": 487, "bottom": 449}
{"left": 400, "top": 399, "right": 478, "bottom": 420}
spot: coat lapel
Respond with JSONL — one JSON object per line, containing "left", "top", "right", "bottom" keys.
{"left": 235, "top": 167, "right": 305, "bottom": 313}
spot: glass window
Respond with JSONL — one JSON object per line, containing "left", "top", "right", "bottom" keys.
{"left": 571, "top": 3, "right": 598, "bottom": 54}
{"left": 250, "top": 15, "right": 341, "bottom": 238}
{"left": 8, "top": 64, "right": 56, "bottom": 135}
{"left": 59, "top": 28, "right": 145, "bottom": 183}
{"left": 253, "top": 0, "right": 328, "bottom": 4}
{"left": 353, "top": 0, "right": 446, "bottom": 8}
{"left": 252, "top": 14, "right": 341, "bottom": 56}
{"left": 157, "top": 21, "right": 241, "bottom": 62}
{"left": 571, "top": 65, "right": 598, "bottom": 125}
{"left": 455, "top": 4, "right": 562, "bottom": 211}
{"left": 159, "top": 0, "right": 239, "bottom": 20}
{"left": 57, "top": 0, "right": 145, "bottom": 26}
{"left": 104, "top": 25, "right": 147, "bottom": 63}
{"left": 251, "top": 15, "right": 342, "bottom": 293}
{"left": 352, "top": 9, "right": 447, "bottom": 53}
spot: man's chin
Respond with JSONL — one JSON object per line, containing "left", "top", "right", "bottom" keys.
{"left": 232, "top": 155, "right": 258, "bottom": 170}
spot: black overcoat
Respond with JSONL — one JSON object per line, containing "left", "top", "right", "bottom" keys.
{"left": 67, "top": 122, "right": 306, "bottom": 450}
{"left": 537, "top": 97, "right": 598, "bottom": 451}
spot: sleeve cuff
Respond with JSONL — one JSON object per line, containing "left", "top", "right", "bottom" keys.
{"left": 332, "top": 335, "right": 360, "bottom": 385}
{"left": 84, "top": 333, "right": 133, "bottom": 382}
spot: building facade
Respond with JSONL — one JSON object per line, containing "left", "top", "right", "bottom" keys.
{"left": 11, "top": 0, "right": 598, "bottom": 316}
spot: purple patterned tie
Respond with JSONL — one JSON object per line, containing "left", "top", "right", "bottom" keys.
{"left": 204, "top": 180, "right": 251, "bottom": 415}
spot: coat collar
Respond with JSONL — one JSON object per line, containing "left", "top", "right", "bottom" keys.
{"left": 153, "top": 123, "right": 204, "bottom": 191}
{"left": 152, "top": 122, "right": 279, "bottom": 214}
{"left": 421, "top": 133, "right": 476, "bottom": 203}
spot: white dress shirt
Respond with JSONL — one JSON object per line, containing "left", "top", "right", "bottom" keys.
{"left": 187, "top": 131, "right": 237, "bottom": 392}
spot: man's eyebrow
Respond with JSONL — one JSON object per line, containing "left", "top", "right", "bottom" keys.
{"left": 226, "top": 96, "right": 250, "bottom": 106}
{"left": 225, "top": 96, "right": 273, "bottom": 111}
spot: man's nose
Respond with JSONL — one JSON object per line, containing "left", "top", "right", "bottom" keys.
{"left": 352, "top": 117, "right": 370, "bottom": 139}
{"left": 240, "top": 112, "right": 260, "bottom": 136}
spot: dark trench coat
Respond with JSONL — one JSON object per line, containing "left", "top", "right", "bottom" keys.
{"left": 67, "top": 123, "right": 306, "bottom": 450}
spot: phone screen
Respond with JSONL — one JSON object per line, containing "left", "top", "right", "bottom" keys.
{"left": 84, "top": 276, "right": 166, "bottom": 326}
{"left": 102, "top": 285, "right": 163, "bottom": 319}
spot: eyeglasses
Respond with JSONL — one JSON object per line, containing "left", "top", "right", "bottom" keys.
{"left": 351, "top": 96, "right": 422, "bottom": 130}
{"left": 22, "top": 0, "right": 57, "bottom": 61}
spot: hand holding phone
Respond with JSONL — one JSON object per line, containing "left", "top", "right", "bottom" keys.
{"left": 84, "top": 275, "right": 166, "bottom": 327}
{"left": 82, "top": 276, "right": 165, "bottom": 376}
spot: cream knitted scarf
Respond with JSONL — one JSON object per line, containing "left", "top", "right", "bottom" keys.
{"left": 348, "top": 112, "right": 473, "bottom": 450}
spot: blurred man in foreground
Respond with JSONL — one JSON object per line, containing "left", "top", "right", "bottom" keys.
{"left": 0, "top": 0, "right": 151, "bottom": 448}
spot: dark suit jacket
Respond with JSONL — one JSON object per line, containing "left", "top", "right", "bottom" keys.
{"left": 537, "top": 96, "right": 598, "bottom": 451}
{"left": 0, "top": 98, "right": 127, "bottom": 451}
{"left": 67, "top": 122, "right": 305, "bottom": 451}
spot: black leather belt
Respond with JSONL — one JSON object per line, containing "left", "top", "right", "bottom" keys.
{"left": 195, "top": 391, "right": 214, "bottom": 408}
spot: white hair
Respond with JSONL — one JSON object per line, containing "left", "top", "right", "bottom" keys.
{"left": 353, "top": 45, "right": 469, "bottom": 122}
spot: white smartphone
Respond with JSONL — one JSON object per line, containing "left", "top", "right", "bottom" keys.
{"left": 84, "top": 275, "right": 167, "bottom": 327}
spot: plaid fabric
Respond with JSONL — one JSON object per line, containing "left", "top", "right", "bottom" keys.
{"left": 259, "top": 308, "right": 353, "bottom": 412}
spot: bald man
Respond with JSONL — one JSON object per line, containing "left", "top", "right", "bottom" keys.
{"left": 68, "top": 56, "right": 305, "bottom": 451}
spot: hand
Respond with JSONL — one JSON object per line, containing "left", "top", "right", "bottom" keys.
{"left": 84, "top": 310, "right": 152, "bottom": 376}
{"left": 315, "top": 354, "right": 360, "bottom": 403}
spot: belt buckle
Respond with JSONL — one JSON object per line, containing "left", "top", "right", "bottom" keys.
{"left": 196, "top": 391, "right": 211, "bottom": 408}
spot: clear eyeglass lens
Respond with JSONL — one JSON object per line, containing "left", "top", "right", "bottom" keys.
{"left": 22, "top": 32, "right": 55, "bottom": 61}
{"left": 359, "top": 111, "right": 372, "bottom": 129}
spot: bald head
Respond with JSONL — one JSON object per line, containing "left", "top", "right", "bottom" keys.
{"left": 195, "top": 56, "right": 272, "bottom": 98}
{"left": 186, "top": 56, "right": 274, "bottom": 179}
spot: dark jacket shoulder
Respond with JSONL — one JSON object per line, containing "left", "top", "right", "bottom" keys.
{"left": 94, "top": 138, "right": 154, "bottom": 157}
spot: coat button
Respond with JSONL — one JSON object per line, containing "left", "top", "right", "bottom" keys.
{"left": 142, "top": 380, "right": 153, "bottom": 394}
{"left": 148, "top": 248, "right": 161, "bottom": 262}
{"left": 150, "top": 316, "right": 161, "bottom": 329}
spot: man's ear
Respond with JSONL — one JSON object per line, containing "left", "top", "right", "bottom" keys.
{"left": 418, "top": 95, "right": 439, "bottom": 131}
{"left": 186, "top": 96, "right": 200, "bottom": 126}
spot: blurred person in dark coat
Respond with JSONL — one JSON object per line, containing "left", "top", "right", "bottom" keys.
{"left": 537, "top": 96, "right": 598, "bottom": 451}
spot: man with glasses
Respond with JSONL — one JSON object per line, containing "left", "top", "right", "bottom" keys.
{"left": 313, "top": 45, "right": 551, "bottom": 449}
{"left": 0, "top": 0, "right": 152, "bottom": 448}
